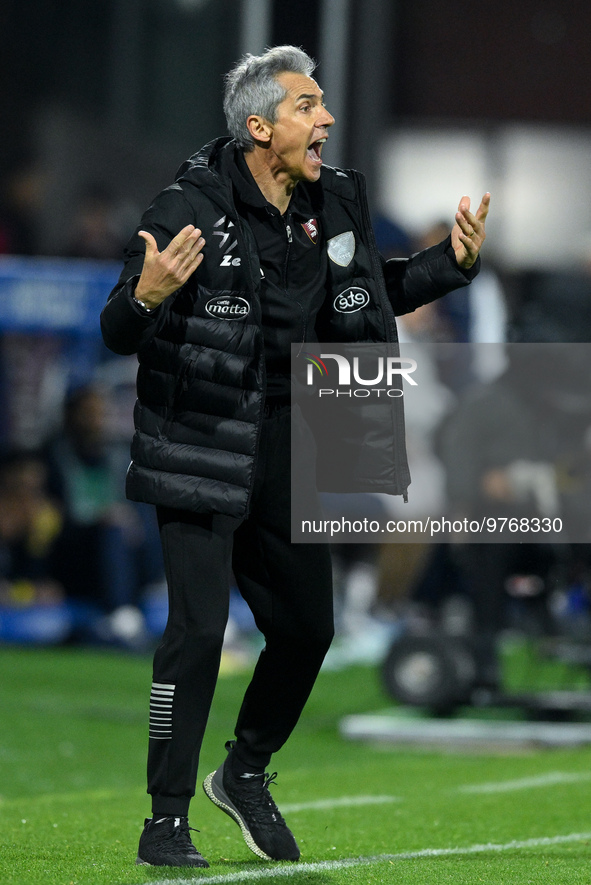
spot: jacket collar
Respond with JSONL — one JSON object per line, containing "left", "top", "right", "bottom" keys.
{"left": 175, "top": 137, "right": 324, "bottom": 218}
{"left": 227, "top": 143, "right": 324, "bottom": 219}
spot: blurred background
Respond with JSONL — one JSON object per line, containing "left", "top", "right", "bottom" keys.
{"left": 2, "top": 0, "right": 591, "bottom": 712}
{"left": 5, "top": 0, "right": 591, "bottom": 263}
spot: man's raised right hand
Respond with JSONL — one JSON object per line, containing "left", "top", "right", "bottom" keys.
{"left": 134, "top": 224, "right": 206, "bottom": 309}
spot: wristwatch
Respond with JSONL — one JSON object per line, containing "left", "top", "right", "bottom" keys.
{"left": 133, "top": 296, "right": 153, "bottom": 313}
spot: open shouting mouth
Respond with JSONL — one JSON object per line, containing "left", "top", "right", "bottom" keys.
{"left": 307, "top": 137, "right": 327, "bottom": 166}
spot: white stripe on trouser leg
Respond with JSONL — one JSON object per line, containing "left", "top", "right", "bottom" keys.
{"left": 149, "top": 682, "right": 176, "bottom": 739}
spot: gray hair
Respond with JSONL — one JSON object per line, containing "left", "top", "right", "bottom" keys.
{"left": 223, "top": 45, "right": 316, "bottom": 151}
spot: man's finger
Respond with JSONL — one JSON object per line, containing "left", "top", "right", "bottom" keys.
{"left": 455, "top": 209, "right": 476, "bottom": 236}
{"left": 183, "top": 233, "right": 205, "bottom": 253}
{"left": 457, "top": 195, "right": 471, "bottom": 215}
{"left": 475, "top": 192, "right": 491, "bottom": 222}
{"left": 138, "top": 230, "right": 158, "bottom": 254}
{"left": 168, "top": 224, "right": 198, "bottom": 254}
{"left": 176, "top": 236, "right": 206, "bottom": 271}
{"left": 187, "top": 251, "right": 205, "bottom": 274}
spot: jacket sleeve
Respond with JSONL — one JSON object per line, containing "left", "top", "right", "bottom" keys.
{"left": 100, "top": 184, "right": 194, "bottom": 355}
{"left": 383, "top": 234, "right": 480, "bottom": 317}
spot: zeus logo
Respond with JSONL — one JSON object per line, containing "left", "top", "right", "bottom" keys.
{"left": 213, "top": 215, "right": 238, "bottom": 265}
{"left": 306, "top": 354, "right": 418, "bottom": 386}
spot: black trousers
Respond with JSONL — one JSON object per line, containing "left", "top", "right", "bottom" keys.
{"left": 147, "top": 407, "right": 334, "bottom": 817}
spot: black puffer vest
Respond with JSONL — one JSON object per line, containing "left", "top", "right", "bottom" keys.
{"left": 101, "top": 138, "right": 470, "bottom": 516}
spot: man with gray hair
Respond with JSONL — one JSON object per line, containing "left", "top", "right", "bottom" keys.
{"left": 101, "top": 45, "right": 488, "bottom": 868}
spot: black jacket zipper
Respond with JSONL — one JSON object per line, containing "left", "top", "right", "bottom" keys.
{"left": 282, "top": 216, "right": 293, "bottom": 289}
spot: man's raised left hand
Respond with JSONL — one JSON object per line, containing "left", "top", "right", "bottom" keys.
{"left": 451, "top": 192, "right": 490, "bottom": 270}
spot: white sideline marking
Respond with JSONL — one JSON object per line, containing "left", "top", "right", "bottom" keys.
{"left": 138, "top": 831, "right": 591, "bottom": 884}
{"left": 457, "top": 771, "right": 591, "bottom": 794}
{"left": 281, "top": 794, "right": 400, "bottom": 813}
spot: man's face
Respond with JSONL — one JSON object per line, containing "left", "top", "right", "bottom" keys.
{"left": 265, "top": 71, "right": 335, "bottom": 184}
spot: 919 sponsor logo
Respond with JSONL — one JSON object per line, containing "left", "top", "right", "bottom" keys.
{"left": 333, "top": 287, "right": 370, "bottom": 313}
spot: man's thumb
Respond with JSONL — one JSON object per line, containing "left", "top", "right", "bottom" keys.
{"left": 138, "top": 230, "right": 158, "bottom": 254}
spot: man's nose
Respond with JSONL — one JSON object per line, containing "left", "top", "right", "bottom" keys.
{"left": 318, "top": 107, "right": 335, "bottom": 129}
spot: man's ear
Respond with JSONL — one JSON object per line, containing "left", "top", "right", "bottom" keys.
{"left": 246, "top": 115, "right": 273, "bottom": 145}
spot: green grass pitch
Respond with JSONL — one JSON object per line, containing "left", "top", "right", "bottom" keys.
{"left": 1, "top": 645, "right": 590, "bottom": 884}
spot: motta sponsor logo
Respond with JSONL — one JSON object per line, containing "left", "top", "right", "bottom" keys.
{"left": 304, "top": 351, "right": 417, "bottom": 398}
{"left": 205, "top": 295, "right": 250, "bottom": 320}
{"left": 333, "top": 287, "right": 370, "bottom": 313}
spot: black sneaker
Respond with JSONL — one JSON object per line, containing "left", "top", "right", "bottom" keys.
{"left": 135, "top": 816, "right": 209, "bottom": 867}
{"left": 203, "top": 752, "right": 300, "bottom": 862}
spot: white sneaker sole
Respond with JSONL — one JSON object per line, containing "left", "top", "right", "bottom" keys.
{"left": 203, "top": 769, "right": 272, "bottom": 861}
